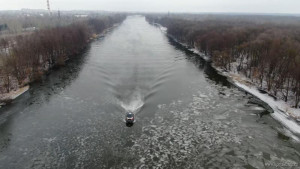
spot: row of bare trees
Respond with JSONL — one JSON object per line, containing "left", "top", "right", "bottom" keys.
{"left": 146, "top": 15, "right": 300, "bottom": 108}
{"left": 0, "top": 15, "right": 125, "bottom": 94}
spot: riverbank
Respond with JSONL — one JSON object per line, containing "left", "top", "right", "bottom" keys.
{"left": 154, "top": 23, "right": 300, "bottom": 138}
{"left": 0, "top": 86, "right": 29, "bottom": 107}
{"left": 2, "top": 16, "right": 300, "bottom": 168}
{"left": 89, "top": 23, "right": 120, "bottom": 41}
{"left": 0, "top": 19, "right": 124, "bottom": 107}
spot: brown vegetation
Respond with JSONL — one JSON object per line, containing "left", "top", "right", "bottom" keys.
{"left": 146, "top": 15, "right": 300, "bottom": 108}
{"left": 0, "top": 15, "right": 125, "bottom": 95}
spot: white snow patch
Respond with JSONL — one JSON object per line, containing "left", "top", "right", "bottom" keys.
{"left": 0, "top": 85, "right": 29, "bottom": 101}
{"left": 188, "top": 48, "right": 210, "bottom": 61}
{"left": 235, "top": 82, "right": 300, "bottom": 136}
{"left": 153, "top": 20, "right": 300, "bottom": 140}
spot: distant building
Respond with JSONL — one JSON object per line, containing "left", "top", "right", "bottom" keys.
{"left": 75, "top": 15, "right": 88, "bottom": 18}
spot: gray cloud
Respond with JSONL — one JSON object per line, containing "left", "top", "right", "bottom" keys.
{"left": 0, "top": 0, "right": 299, "bottom": 13}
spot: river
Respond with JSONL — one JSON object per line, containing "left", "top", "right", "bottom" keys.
{"left": 0, "top": 16, "right": 299, "bottom": 169}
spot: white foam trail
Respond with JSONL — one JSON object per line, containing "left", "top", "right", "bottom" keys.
{"left": 120, "top": 89, "right": 144, "bottom": 113}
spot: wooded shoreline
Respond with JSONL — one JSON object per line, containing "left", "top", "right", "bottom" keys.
{"left": 0, "top": 14, "right": 126, "bottom": 104}
{"left": 146, "top": 15, "right": 300, "bottom": 109}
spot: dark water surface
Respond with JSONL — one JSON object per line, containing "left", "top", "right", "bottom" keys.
{"left": 0, "top": 16, "right": 299, "bottom": 169}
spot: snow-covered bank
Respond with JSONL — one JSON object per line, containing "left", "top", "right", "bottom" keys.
{"left": 89, "top": 23, "right": 120, "bottom": 41}
{"left": 223, "top": 72, "right": 300, "bottom": 137}
{"left": 155, "top": 23, "right": 211, "bottom": 61}
{"left": 0, "top": 85, "right": 29, "bottom": 107}
{"left": 153, "top": 23, "right": 300, "bottom": 139}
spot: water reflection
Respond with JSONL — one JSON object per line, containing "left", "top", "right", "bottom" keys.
{"left": 29, "top": 46, "right": 91, "bottom": 104}
{"left": 167, "top": 37, "right": 232, "bottom": 87}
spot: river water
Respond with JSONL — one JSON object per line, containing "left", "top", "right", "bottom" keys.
{"left": 0, "top": 16, "right": 299, "bottom": 169}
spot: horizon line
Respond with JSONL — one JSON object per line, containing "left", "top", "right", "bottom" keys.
{"left": 0, "top": 9, "right": 300, "bottom": 16}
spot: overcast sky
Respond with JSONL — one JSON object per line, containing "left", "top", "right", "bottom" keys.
{"left": 1, "top": 0, "right": 299, "bottom": 14}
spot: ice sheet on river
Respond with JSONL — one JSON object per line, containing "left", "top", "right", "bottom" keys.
{"left": 128, "top": 88, "right": 299, "bottom": 168}
{"left": 234, "top": 82, "right": 300, "bottom": 137}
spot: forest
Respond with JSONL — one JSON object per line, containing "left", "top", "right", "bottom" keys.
{"left": 146, "top": 14, "right": 300, "bottom": 108}
{"left": 0, "top": 14, "right": 125, "bottom": 95}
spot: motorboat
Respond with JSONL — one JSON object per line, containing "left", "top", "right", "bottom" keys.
{"left": 125, "top": 112, "right": 134, "bottom": 124}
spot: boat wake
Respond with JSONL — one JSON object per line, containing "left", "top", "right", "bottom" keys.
{"left": 120, "top": 89, "right": 144, "bottom": 113}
